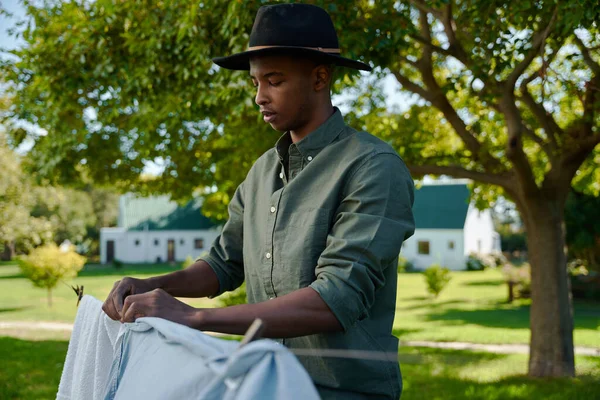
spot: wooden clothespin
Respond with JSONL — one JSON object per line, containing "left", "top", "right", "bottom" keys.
{"left": 71, "top": 284, "right": 84, "bottom": 307}
{"left": 239, "top": 318, "right": 265, "bottom": 348}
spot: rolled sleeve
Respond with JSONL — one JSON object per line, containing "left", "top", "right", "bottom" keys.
{"left": 309, "top": 152, "right": 415, "bottom": 331}
{"left": 196, "top": 180, "right": 246, "bottom": 297}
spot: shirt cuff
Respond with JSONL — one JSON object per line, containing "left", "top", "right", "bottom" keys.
{"left": 309, "top": 275, "right": 369, "bottom": 332}
{"left": 195, "top": 254, "right": 227, "bottom": 299}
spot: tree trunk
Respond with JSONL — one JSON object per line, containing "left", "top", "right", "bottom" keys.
{"left": 1, "top": 241, "right": 15, "bottom": 261}
{"left": 47, "top": 288, "right": 53, "bottom": 308}
{"left": 520, "top": 196, "right": 575, "bottom": 377}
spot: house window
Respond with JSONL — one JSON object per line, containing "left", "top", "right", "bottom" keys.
{"left": 194, "top": 239, "right": 204, "bottom": 249}
{"left": 417, "top": 241, "right": 430, "bottom": 255}
{"left": 180, "top": 239, "right": 185, "bottom": 245}
{"left": 154, "top": 239, "right": 159, "bottom": 246}
{"left": 448, "top": 240, "right": 455, "bottom": 250}
{"left": 134, "top": 239, "right": 140, "bottom": 246}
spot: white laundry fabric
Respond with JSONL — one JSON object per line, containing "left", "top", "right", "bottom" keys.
{"left": 57, "top": 295, "right": 124, "bottom": 400}
{"left": 57, "top": 295, "right": 319, "bottom": 400}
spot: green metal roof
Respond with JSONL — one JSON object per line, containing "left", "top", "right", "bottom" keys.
{"left": 413, "top": 184, "right": 470, "bottom": 229}
{"left": 120, "top": 194, "right": 218, "bottom": 231}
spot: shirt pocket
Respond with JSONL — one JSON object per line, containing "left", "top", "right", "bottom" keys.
{"left": 280, "top": 207, "right": 330, "bottom": 286}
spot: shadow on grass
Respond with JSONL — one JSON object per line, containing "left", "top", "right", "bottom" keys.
{"left": 424, "top": 306, "right": 531, "bottom": 329}
{"left": 462, "top": 279, "right": 506, "bottom": 287}
{"left": 393, "top": 328, "right": 423, "bottom": 338}
{"left": 399, "top": 347, "right": 600, "bottom": 400}
{"left": 397, "top": 299, "right": 468, "bottom": 311}
{"left": 0, "top": 306, "right": 32, "bottom": 313}
{"left": 79, "top": 263, "right": 182, "bottom": 277}
{"left": 0, "top": 336, "right": 68, "bottom": 400}
{"left": 425, "top": 303, "right": 599, "bottom": 330}
{"left": 0, "top": 273, "right": 25, "bottom": 280}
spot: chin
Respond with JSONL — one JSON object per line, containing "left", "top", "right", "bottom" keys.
{"left": 269, "top": 121, "right": 288, "bottom": 132}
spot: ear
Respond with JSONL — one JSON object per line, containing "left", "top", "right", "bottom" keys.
{"left": 313, "top": 64, "right": 332, "bottom": 92}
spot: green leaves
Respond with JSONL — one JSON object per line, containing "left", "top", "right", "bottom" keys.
{"left": 1, "top": 0, "right": 598, "bottom": 219}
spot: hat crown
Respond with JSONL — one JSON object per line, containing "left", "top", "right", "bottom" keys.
{"left": 249, "top": 4, "right": 339, "bottom": 49}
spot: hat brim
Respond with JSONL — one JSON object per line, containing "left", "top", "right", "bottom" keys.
{"left": 212, "top": 46, "right": 372, "bottom": 72}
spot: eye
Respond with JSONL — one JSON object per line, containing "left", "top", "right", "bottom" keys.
{"left": 269, "top": 81, "right": 282, "bottom": 87}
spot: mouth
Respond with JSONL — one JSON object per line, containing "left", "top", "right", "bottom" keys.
{"left": 261, "top": 111, "right": 277, "bottom": 123}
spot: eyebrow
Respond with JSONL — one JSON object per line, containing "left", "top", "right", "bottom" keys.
{"left": 249, "top": 71, "right": 284, "bottom": 79}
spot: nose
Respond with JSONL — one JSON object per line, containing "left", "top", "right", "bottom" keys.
{"left": 255, "top": 84, "right": 269, "bottom": 106}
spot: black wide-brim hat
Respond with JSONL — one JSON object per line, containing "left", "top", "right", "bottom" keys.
{"left": 212, "top": 3, "right": 372, "bottom": 72}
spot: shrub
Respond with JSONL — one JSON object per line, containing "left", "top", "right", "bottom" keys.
{"left": 113, "top": 259, "right": 123, "bottom": 269}
{"left": 466, "top": 252, "right": 508, "bottom": 271}
{"left": 397, "top": 256, "right": 414, "bottom": 273}
{"left": 19, "top": 243, "right": 86, "bottom": 307}
{"left": 502, "top": 263, "right": 531, "bottom": 299}
{"left": 218, "top": 282, "right": 247, "bottom": 307}
{"left": 181, "top": 255, "right": 195, "bottom": 269}
{"left": 423, "top": 264, "right": 452, "bottom": 298}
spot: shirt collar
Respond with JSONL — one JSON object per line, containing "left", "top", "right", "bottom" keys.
{"left": 275, "top": 107, "right": 346, "bottom": 161}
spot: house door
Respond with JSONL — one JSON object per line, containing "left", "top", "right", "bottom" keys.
{"left": 106, "top": 240, "right": 115, "bottom": 263}
{"left": 167, "top": 239, "right": 175, "bottom": 262}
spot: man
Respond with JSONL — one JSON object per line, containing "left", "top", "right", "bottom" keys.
{"left": 102, "top": 3, "right": 415, "bottom": 399}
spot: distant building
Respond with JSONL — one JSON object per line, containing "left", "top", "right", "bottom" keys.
{"left": 401, "top": 182, "right": 501, "bottom": 270}
{"left": 100, "top": 194, "right": 220, "bottom": 264}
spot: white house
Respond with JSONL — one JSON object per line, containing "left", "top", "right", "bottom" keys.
{"left": 100, "top": 194, "right": 221, "bottom": 264}
{"left": 401, "top": 182, "right": 501, "bottom": 270}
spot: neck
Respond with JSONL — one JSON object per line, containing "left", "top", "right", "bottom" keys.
{"left": 290, "top": 103, "right": 334, "bottom": 143}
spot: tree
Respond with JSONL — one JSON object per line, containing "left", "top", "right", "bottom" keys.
{"left": 1, "top": 0, "right": 599, "bottom": 377}
{"left": 19, "top": 243, "right": 86, "bottom": 307}
{"left": 0, "top": 133, "right": 54, "bottom": 259}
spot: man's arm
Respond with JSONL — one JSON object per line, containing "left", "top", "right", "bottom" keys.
{"left": 103, "top": 178, "right": 246, "bottom": 321}
{"left": 118, "top": 284, "right": 342, "bottom": 337}
{"left": 145, "top": 259, "right": 219, "bottom": 298}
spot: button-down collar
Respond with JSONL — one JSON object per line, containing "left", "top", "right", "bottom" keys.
{"left": 275, "top": 107, "right": 346, "bottom": 162}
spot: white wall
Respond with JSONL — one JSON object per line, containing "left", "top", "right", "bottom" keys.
{"left": 100, "top": 228, "right": 221, "bottom": 264}
{"left": 401, "top": 229, "right": 465, "bottom": 270}
{"left": 463, "top": 206, "right": 501, "bottom": 255}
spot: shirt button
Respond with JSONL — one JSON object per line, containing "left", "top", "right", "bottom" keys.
{"left": 307, "top": 156, "right": 313, "bottom": 161}
{"left": 270, "top": 206, "right": 276, "bottom": 213}
{"left": 266, "top": 252, "right": 271, "bottom": 259}
{"left": 279, "top": 172, "right": 283, "bottom": 179}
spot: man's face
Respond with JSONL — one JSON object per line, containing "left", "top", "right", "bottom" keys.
{"left": 249, "top": 54, "right": 317, "bottom": 132}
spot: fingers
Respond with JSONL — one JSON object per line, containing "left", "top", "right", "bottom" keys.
{"left": 112, "top": 279, "right": 134, "bottom": 318}
{"left": 121, "top": 294, "right": 145, "bottom": 323}
{"left": 102, "top": 280, "right": 122, "bottom": 321}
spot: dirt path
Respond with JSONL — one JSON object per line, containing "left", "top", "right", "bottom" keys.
{"left": 2, "top": 320, "right": 598, "bottom": 356}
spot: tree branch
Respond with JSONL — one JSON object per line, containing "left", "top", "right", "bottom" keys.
{"left": 440, "top": 1, "right": 474, "bottom": 71}
{"left": 519, "top": 87, "right": 562, "bottom": 150}
{"left": 407, "top": 0, "right": 443, "bottom": 19}
{"left": 408, "top": 34, "right": 455, "bottom": 59}
{"left": 407, "top": 164, "right": 513, "bottom": 188}
{"left": 573, "top": 35, "right": 600, "bottom": 75}
{"left": 522, "top": 124, "right": 555, "bottom": 157}
{"left": 392, "top": 71, "right": 433, "bottom": 101}
{"left": 500, "top": 95, "right": 540, "bottom": 195}
{"left": 505, "top": 4, "right": 559, "bottom": 90}
{"left": 412, "top": 10, "right": 503, "bottom": 172}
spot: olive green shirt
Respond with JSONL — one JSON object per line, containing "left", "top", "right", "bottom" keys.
{"left": 198, "top": 108, "right": 415, "bottom": 399}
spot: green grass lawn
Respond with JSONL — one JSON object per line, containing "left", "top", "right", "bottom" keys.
{"left": 1, "top": 336, "right": 598, "bottom": 400}
{"left": 394, "top": 269, "right": 599, "bottom": 347}
{"left": 1, "top": 263, "right": 599, "bottom": 347}
{"left": 0, "top": 262, "right": 599, "bottom": 399}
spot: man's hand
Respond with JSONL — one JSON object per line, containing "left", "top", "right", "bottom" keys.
{"left": 119, "top": 288, "right": 197, "bottom": 327}
{"left": 102, "top": 277, "right": 156, "bottom": 321}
